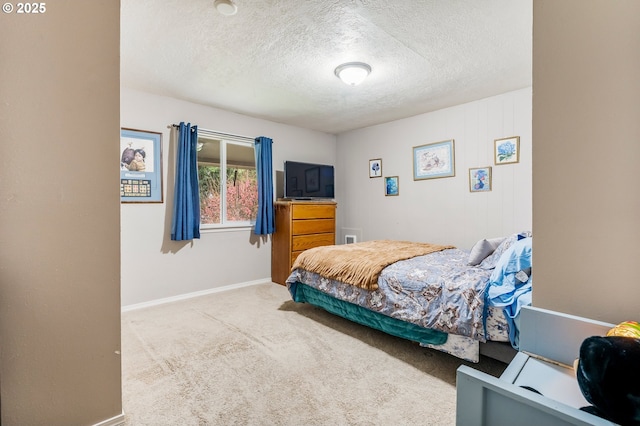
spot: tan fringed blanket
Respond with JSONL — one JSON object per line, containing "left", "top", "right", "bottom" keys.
{"left": 291, "top": 240, "right": 454, "bottom": 291}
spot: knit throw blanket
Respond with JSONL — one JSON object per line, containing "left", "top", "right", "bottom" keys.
{"left": 291, "top": 240, "right": 454, "bottom": 291}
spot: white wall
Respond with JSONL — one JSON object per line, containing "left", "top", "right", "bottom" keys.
{"left": 336, "top": 88, "right": 532, "bottom": 249}
{"left": 121, "top": 87, "right": 531, "bottom": 306}
{"left": 121, "top": 88, "right": 336, "bottom": 307}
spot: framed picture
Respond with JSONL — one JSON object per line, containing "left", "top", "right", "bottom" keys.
{"left": 494, "top": 136, "right": 520, "bottom": 165}
{"left": 469, "top": 167, "right": 492, "bottom": 192}
{"left": 369, "top": 158, "right": 382, "bottom": 178}
{"left": 120, "top": 128, "right": 163, "bottom": 203}
{"left": 305, "top": 167, "right": 320, "bottom": 192}
{"left": 413, "top": 139, "right": 455, "bottom": 180}
{"left": 384, "top": 176, "right": 399, "bottom": 196}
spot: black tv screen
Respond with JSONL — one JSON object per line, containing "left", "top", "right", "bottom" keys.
{"left": 284, "top": 161, "right": 334, "bottom": 199}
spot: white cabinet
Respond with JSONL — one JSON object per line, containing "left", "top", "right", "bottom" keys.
{"left": 456, "top": 306, "right": 616, "bottom": 426}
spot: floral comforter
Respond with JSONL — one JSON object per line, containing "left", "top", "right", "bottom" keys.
{"left": 287, "top": 247, "right": 500, "bottom": 342}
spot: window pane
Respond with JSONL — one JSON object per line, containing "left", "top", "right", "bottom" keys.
{"left": 199, "top": 164, "right": 221, "bottom": 224}
{"left": 198, "top": 138, "right": 221, "bottom": 225}
{"left": 226, "top": 143, "right": 257, "bottom": 223}
{"left": 197, "top": 135, "right": 256, "bottom": 227}
{"left": 226, "top": 168, "right": 257, "bottom": 222}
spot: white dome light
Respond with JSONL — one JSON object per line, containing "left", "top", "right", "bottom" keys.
{"left": 214, "top": 0, "right": 237, "bottom": 16}
{"left": 334, "top": 62, "right": 372, "bottom": 86}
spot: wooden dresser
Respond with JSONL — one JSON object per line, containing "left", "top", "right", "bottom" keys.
{"left": 271, "top": 200, "right": 337, "bottom": 285}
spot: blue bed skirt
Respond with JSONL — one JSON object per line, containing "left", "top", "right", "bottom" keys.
{"left": 289, "top": 281, "right": 448, "bottom": 346}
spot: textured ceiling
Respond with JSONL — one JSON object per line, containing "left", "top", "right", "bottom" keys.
{"left": 121, "top": 0, "right": 532, "bottom": 135}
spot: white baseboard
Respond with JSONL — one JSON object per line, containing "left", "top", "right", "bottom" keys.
{"left": 121, "top": 278, "right": 271, "bottom": 312}
{"left": 93, "top": 412, "right": 125, "bottom": 426}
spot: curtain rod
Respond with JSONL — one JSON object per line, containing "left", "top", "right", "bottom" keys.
{"left": 167, "top": 124, "right": 255, "bottom": 141}
{"left": 167, "top": 124, "right": 197, "bottom": 132}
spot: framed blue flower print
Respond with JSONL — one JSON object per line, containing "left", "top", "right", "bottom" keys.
{"left": 369, "top": 158, "right": 382, "bottom": 178}
{"left": 494, "top": 136, "right": 520, "bottom": 165}
{"left": 469, "top": 167, "right": 492, "bottom": 192}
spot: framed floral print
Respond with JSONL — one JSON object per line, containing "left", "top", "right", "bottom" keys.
{"left": 369, "top": 158, "right": 382, "bottom": 178}
{"left": 469, "top": 167, "right": 492, "bottom": 192}
{"left": 494, "top": 136, "right": 520, "bottom": 165}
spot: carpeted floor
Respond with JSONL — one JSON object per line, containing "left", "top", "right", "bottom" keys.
{"left": 121, "top": 282, "right": 507, "bottom": 425}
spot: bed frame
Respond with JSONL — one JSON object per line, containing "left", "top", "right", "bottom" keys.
{"left": 291, "top": 281, "right": 517, "bottom": 363}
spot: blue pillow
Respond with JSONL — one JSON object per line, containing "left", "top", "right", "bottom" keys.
{"left": 488, "top": 237, "right": 532, "bottom": 296}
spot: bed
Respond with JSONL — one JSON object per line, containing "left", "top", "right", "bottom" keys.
{"left": 285, "top": 232, "right": 533, "bottom": 363}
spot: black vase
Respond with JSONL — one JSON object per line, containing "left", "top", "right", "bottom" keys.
{"left": 576, "top": 335, "right": 640, "bottom": 425}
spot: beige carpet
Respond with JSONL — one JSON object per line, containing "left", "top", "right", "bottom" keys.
{"left": 121, "top": 282, "right": 507, "bottom": 425}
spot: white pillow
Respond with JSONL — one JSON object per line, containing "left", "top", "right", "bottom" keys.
{"left": 468, "top": 237, "right": 506, "bottom": 266}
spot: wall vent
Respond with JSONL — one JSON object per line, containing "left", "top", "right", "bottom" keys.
{"left": 345, "top": 235, "right": 357, "bottom": 244}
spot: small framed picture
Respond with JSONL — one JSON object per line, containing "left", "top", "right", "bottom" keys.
{"left": 369, "top": 158, "right": 382, "bottom": 178}
{"left": 413, "top": 139, "right": 455, "bottom": 180}
{"left": 384, "top": 176, "right": 399, "bottom": 196}
{"left": 120, "top": 128, "right": 163, "bottom": 203}
{"left": 494, "top": 136, "right": 520, "bottom": 165}
{"left": 469, "top": 167, "right": 492, "bottom": 192}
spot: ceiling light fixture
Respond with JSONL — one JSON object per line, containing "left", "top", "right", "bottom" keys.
{"left": 334, "top": 62, "right": 372, "bottom": 86}
{"left": 214, "top": 0, "right": 237, "bottom": 16}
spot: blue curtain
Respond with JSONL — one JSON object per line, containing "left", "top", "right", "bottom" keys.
{"left": 171, "top": 122, "right": 200, "bottom": 241}
{"left": 254, "top": 136, "right": 275, "bottom": 235}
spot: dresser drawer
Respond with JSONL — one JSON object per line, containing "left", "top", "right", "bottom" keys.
{"left": 292, "top": 233, "right": 335, "bottom": 251}
{"left": 291, "top": 204, "right": 335, "bottom": 220}
{"left": 292, "top": 219, "right": 334, "bottom": 235}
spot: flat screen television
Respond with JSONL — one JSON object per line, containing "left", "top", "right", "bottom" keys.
{"left": 283, "top": 161, "right": 335, "bottom": 199}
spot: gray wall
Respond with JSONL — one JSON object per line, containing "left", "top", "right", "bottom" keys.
{"left": 120, "top": 88, "right": 336, "bottom": 307}
{"left": 0, "top": 1, "right": 122, "bottom": 424}
{"left": 532, "top": 0, "right": 640, "bottom": 322}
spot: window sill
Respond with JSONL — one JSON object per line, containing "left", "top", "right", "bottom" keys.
{"left": 199, "top": 224, "right": 254, "bottom": 234}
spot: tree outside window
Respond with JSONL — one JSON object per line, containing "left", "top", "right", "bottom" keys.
{"left": 197, "top": 133, "right": 258, "bottom": 227}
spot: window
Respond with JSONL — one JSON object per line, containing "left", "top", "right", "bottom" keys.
{"left": 197, "top": 130, "right": 258, "bottom": 228}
